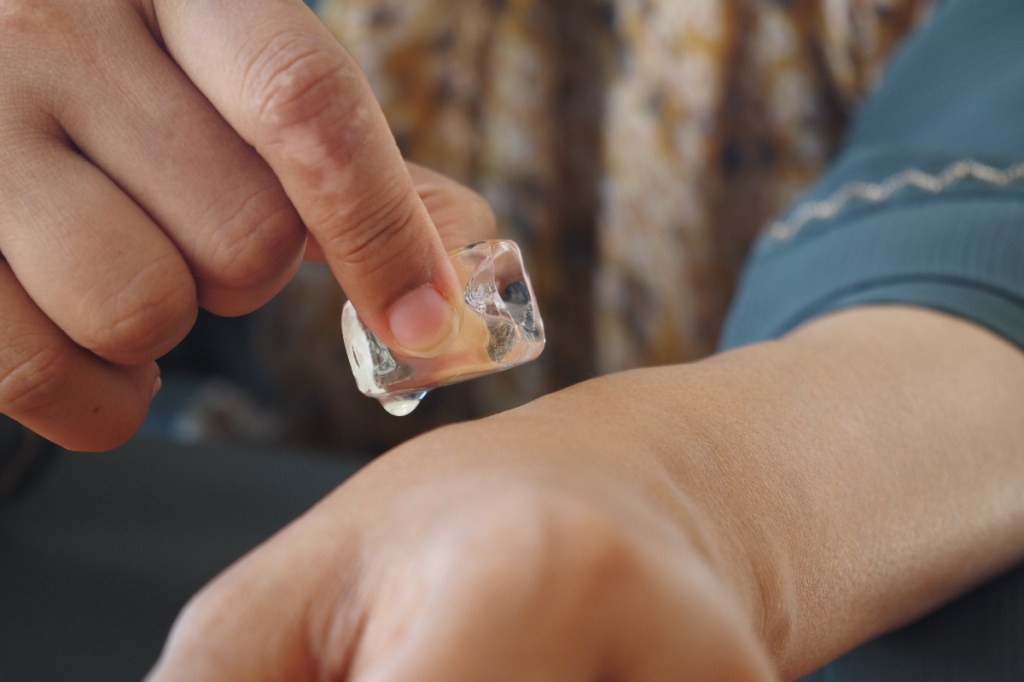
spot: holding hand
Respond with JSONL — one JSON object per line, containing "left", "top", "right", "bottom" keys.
{"left": 0, "top": 0, "right": 479, "bottom": 450}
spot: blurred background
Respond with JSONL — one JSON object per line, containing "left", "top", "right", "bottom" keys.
{"left": 142, "top": 0, "right": 933, "bottom": 455}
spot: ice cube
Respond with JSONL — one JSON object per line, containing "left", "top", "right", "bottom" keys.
{"left": 341, "top": 240, "right": 546, "bottom": 415}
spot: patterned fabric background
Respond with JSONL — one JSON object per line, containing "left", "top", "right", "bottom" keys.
{"left": 248, "top": 0, "right": 934, "bottom": 450}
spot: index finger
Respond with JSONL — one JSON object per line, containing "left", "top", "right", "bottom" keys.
{"left": 151, "top": 0, "right": 462, "bottom": 357}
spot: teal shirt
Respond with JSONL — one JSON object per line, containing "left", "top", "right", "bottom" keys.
{"left": 724, "top": 0, "right": 1024, "bottom": 353}
{"left": 723, "top": 1, "right": 1024, "bottom": 679}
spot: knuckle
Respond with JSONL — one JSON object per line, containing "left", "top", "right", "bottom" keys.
{"left": 199, "top": 183, "right": 304, "bottom": 293}
{"left": 0, "top": 339, "right": 70, "bottom": 416}
{"left": 81, "top": 256, "right": 197, "bottom": 363}
{"left": 241, "top": 31, "right": 356, "bottom": 148}
{"left": 444, "top": 487, "right": 638, "bottom": 620}
{"left": 520, "top": 492, "right": 640, "bottom": 600}
{"left": 542, "top": 495, "right": 633, "bottom": 574}
{"left": 477, "top": 486, "right": 633, "bottom": 579}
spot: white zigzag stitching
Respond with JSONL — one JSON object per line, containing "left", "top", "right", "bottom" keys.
{"left": 767, "top": 160, "right": 1024, "bottom": 242}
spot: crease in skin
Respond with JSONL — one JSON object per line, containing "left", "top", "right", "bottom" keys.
{"left": 77, "top": 248, "right": 196, "bottom": 364}
{"left": 244, "top": 40, "right": 338, "bottom": 127}
{"left": 312, "top": 576, "right": 368, "bottom": 682}
{"left": 190, "top": 196, "right": 304, "bottom": 314}
{"left": 237, "top": 28, "right": 369, "bottom": 163}
{"left": 0, "top": 339, "right": 68, "bottom": 417}
{"left": 192, "top": 182, "right": 294, "bottom": 267}
{"left": 327, "top": 179, "right": 419, "bottom": 267}
{"left": 136, "top": 0, "right": 166, "bottom": 50}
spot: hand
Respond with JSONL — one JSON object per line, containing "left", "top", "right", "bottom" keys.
{"left": 0, "top": 0, "right": 476, "bottom": 450}
{"left": 146, "top": 387, "right": 775, "bottom": 681}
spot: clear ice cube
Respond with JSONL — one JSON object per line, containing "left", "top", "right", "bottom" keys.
{"left": 341, "top": 240, "right": 545, "bottom": 416}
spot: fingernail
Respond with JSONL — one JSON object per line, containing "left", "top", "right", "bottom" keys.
{"left": 387, "top": 285, "right": 460, "bottom": 358}
{"left": 151, "top": 375, "right": 162, "bottom": 400}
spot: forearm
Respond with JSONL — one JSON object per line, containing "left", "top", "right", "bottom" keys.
{"left": 486, "top": 305, "right": 1024, "bottom": 678}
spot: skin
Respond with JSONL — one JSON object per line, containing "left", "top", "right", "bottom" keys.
{"left": 0, "top": 0, "right": 473, "bottom": 452}
{"left": 143, "top": 304, "right": 1024, "bottom": 681}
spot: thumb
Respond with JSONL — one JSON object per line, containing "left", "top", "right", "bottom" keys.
{"left": 152, "top": 0, "right": 461, "bottom": 357}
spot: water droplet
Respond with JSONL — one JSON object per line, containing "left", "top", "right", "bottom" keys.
{"left": 379, "top": 391, "right": 428, "bottom": 417}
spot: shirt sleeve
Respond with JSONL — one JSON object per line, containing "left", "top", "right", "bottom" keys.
{"left": 721, "top": 0, "right": 1024, "bottom": 352}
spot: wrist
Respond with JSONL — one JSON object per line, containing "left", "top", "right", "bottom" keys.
{"left": 489, "top": 373, "right": 791, "bottom": 669}
{"left": 508, "top": 368, "right": 795, "bottom": 670}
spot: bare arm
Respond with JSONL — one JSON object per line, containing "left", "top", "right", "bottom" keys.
{"left": 149, "top": 305, "right": 1024, "bottom": 681}
{"left": 578, "top": 305, "right": 1024, "bottom": 676}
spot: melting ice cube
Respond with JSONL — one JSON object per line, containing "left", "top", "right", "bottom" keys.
{"left": 341, "top": 240, "right": 546, "bottom": 415}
